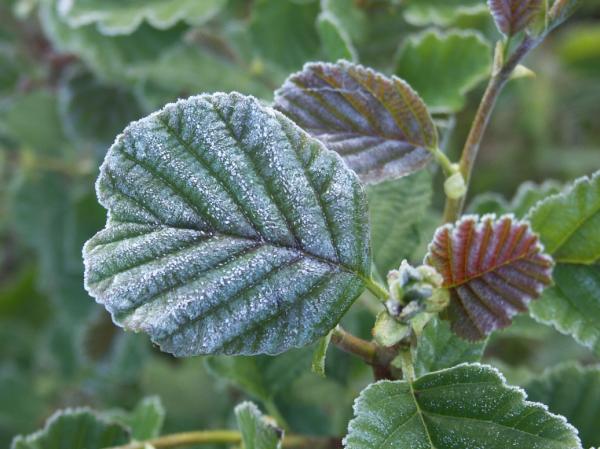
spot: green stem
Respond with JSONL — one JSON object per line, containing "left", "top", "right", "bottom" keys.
{"left": 362, "top": 275, "right": 390, "bottom": 301}
{"left": 442, "top": 35, "right": 540, "bottom": 223}
{"left": 331, "top": 326, "right": 378, "bottom": 365}
{"left": 429, "top": 146, "right": 457, "bottom": 177}
{"left": 103, "top": 431, "right": 336, "bottom": 449}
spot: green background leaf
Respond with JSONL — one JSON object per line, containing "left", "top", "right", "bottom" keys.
{"left": 235, "top": 402, "right": 283, "bottom": 449}
{"left": 395, "top": 29, "right": 492, "bottom": 113}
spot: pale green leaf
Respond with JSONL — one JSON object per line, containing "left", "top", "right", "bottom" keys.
{"left": 344, "top": 363, "right": 582, "bottom": 449}
{"left": 413, "top": 318, "right": 485, "bottom": 377}
{"left": 235, "top": 402, "right": 283, "bottom": 449}
{"left": 249, "top": 0, "right": 320, "bottom": 71}
{"left": 316, "top": 11, "right": 357, "bottom": 62}
{"left": 311, "top": 331, "right": 332, "bottom": 377}
{"left": 40, "top": 3, "right": 184, "bottom": 83}
{"left": 395, "top": 29, "right": 492, "bottom": 113}
{"left": 58, "top": 0, "right": 226, "bottom": 35}
{"left": 368, "top": 170, "right": 432, "bottom": 278}
{"left": 83, "top": 93, "right": 370, "bottom": 356}
{"left": 10, "top": 409, "right": 130, "bottom": 449}
{"left": 403, "top": 0, "right": 488, "bottom": 26}
{"left": 528, "top": 172, "right": 600, "bottom": 354}
{"left": 525, "top": 363, "right": 600, "bottom": 448}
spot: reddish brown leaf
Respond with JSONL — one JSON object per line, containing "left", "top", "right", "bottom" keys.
{"left": 488, "top": 0, "right": 543, "bottom": 35}
{"left": 426, "top": 214, "right": 553, "bottom": 340}
{"left": 273, "top": 61, "right": 437, "bottom": 184}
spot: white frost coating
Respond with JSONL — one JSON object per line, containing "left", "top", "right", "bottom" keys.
{"left": 84, "top": 92, "right": 370, "bottom": 356}
{"left": 343, "top": 363, "right": 582, "bottom": 449}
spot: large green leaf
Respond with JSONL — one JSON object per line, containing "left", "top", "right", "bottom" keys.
{"left": 83, "top": 93, "right": 370, "bottom": 356}
{"left": 235, "top": 402, "right": 283, "bottom": 449}
{"left": 525, "top": 363, "right": 600, "bottom": 448}
{"left": 274, "top": 61, "right": 437, "bottom": 184}
{"left": 316, "top": 11, "right": 357, "bottom": 62}
{"left": 403, "top": 0, "right": 488, "bottom": 26}
{"left": 368, "top": 170, "right": 432, "bottom": 278}
{"left": 344, "top": 363, "right": 582, "bottom": 449}
{"left": 527, "top": 172, "right": 600, "bottom": 354}
{"left": 58, "top": 0, "right": 226, "bottom": 35}
{"left": 395, "top": 30, "right": 492, "bottom": 113}
{"left": 413, "top": 318, "right": 485, "bottom": 377}
{"left": 11, "top": 409, "right": 130, "bottom": 449}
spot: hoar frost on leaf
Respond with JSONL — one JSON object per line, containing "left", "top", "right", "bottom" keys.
{"left": 83, "top": 92, "right": 370, "bottom": 357}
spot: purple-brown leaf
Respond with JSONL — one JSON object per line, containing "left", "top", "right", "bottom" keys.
{"left": 426, "top": 214, "right": 553, "bottom": 340}
{"left": 273, "top": 61, "right": 437, "bottom": 184}
{"left": 488, "top": 0, "right": 543, "bottom": 35}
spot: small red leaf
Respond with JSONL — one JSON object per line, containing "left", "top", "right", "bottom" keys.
{"left": 488, "top": 0, "right": 543, "bottom": 35}
{"left": 426, "top": 214, "right": 553, "bottom": 340}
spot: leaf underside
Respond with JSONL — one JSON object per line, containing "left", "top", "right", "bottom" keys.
{"left": 344, "top": 363, "right": 581, "bottom": 449}
{"left": 426, "top": 214, "right": 553, "bottom": 340}
{"left": 274, "top": 60, "right": 436, "bottom": 184}
{"left": 488, "top": 0, "right": 543, "bottom": 36}
{"left": 84, "top": 93, "right": 370, "bottom": 357}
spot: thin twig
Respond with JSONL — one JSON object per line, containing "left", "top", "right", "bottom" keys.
{"left": 442, "top": 35, "right": 541, "bottom": 223}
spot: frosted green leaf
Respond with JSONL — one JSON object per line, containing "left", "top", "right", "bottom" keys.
{"left": 58, "top": 70, "right": 144, "bottom": 150}
{"left": 525, "top": 363, "right": 600, "bottom": 448}
{"left": 344, "top": 363, "right": 582, "bottom": 449}
{"left": 205, "top": 346, "right": 314, "bottom": 401}
{"left": 317, "top": 12, "right": 357, "bottom": 62}
{"left": 40, "top": 3, "right": 183, "bottom": 83}
{"left": 235, "top": 402, "right": 283, "bottom": 449}
{"left": 10, "top": 408, "right": 130, "bottom": 449}
{"left": 83, "top": 92, "right": 370, "bottom": 356}
{"left": 58, "top": 0, "right": 226, "bottom": 35}
{"left": 249, "top": 0, "right": 320, "bottom": 71}
{"left": 274, "top": 61, "right": 437, "bottom": 184}
{"left": 413, "top": 318, "right": 485, "bottom": 377}
{"left": 403, "top": 0, "right": 488, "bottom": 26}
{"left": 368, "top": 170, "right": 432, "bottom": 278}
{"left": 527, "top": 172, "right": 600, "bottom": 354}
{"left": 395, "top": 30, "right": 492, "bottom": 113}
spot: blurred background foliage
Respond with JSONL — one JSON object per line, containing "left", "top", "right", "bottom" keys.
{"left": 0, "top": 0, "right": 599, "bottom": 447}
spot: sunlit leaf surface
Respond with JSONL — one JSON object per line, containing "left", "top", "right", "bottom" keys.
{"left": 426, "top": 214, "right": 553, "bottom": 340}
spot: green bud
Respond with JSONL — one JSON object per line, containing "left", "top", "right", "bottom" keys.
{"left": 373, "top": 311, "right": 410, "bottom": 347}
{"left": 444, "top": 172, "right": 467, "bottom": 200}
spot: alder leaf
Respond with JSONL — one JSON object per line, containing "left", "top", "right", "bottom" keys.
{"left": 235, "top": 402, "right": 283, "bottom": 449}
{"left": 58, "top": 0, "right": 227, "bottom": 35}
{"left": 426, "top": 214, "right": 554, "bottom": 340}
{"left": 274, "top": 60, "right": 437, "bottom": 184}
{"left": 413, "top": 317, "right": 485, "bottom": 377}
{"left": 102, "top": 396, "right": 165, "bottom": 440}
{"left": 525, "top": 363, "right": 600, "bottom": 448}
{"left": 395, "top": 29, "right": 492, "bottom": 113}
{"left": 488, "top": 0, "right": 543, "bottom": 36}
{"left": 83, "top": 93, "right": 370, "bottom": 357}
{"left": 344, "top": 363, "right": 582, "bottom": 449}
{"left": 527, "top": 172, "right": 600, "bottom": 354}
{"left": 11, "top": 408, "right": 130, "bottom": 449}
